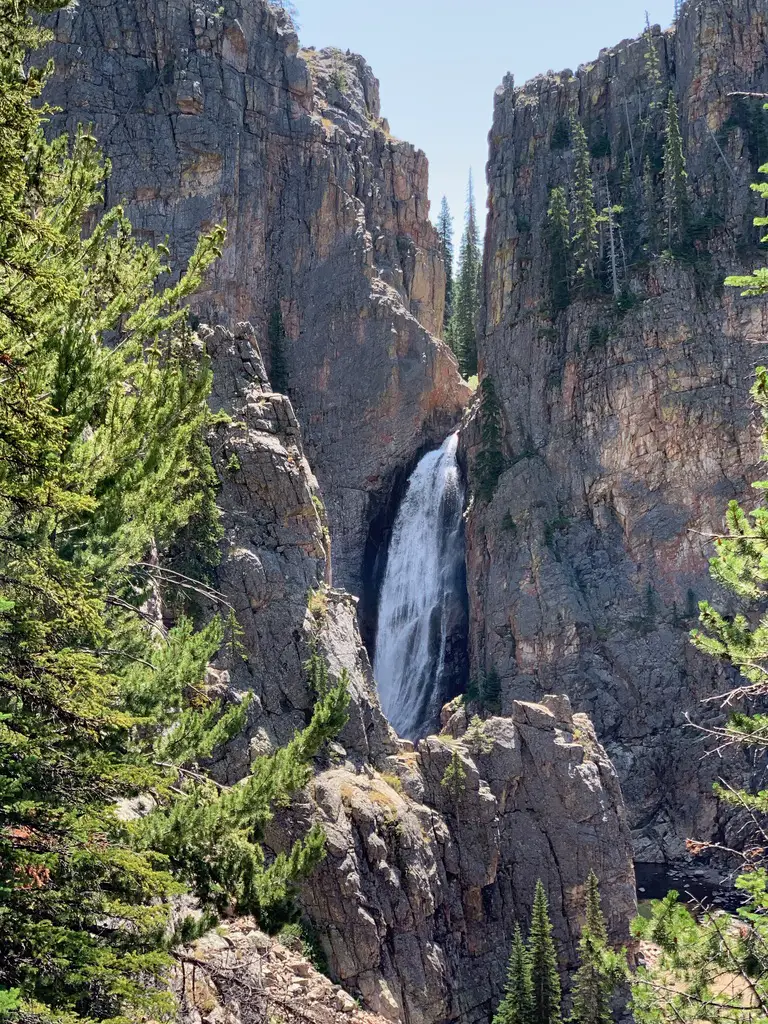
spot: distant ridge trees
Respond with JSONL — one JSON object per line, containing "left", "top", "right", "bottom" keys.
{"left": 449, "top": 171, "right": 482, "bottom": 378}
{"left": 437, "top": 196, "right": 455, "bottom": 331}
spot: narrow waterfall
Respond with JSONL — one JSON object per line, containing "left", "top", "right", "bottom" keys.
{"left": 374, "top": 433, "right": 467, "bottom": 740}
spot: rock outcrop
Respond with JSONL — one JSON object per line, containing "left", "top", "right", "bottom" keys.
{"left": 40, "top": 6, "right": 638, "bottom": 1021}
{"left": 269, "top": 697, "right": 635, "bottom": 1024}
{"left": 469, "top": 0, "right": 768, "bottom": 861}
{"left": 203, "top": 321, "right": 394, "bottom": 771}
{"left": 175, "top": 918, "right": 392, "bottom": 1024}
{"left": 42, "top": 0, "right": 470, "bottom": 607}
{"left": 205, "top": 323, "right": 635, "bottom": 1024}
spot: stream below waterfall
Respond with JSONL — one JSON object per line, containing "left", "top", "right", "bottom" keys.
{"left": 373, "top": 433, "right": 468, "bottom": 741}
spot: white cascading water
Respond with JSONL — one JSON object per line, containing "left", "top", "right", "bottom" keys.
{"left": 374, "top": 432, "right": 466, "bottom": 740}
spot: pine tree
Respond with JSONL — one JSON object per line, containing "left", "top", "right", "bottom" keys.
{"left": 441, "top": 747, "right": 467, "bottom": 802}
{"left": 570, "top": 118, "right": 599, "bottom": 288}
{"left": 475, "top": 376, "right": 505, "bottom": 502}
{"left": 630, "top": 158, "right": 768, "bottom": 1024}
{"left": 726, "top": 148, "right": 768, "bottom": 294}
{"left": 268, "top": 302, "right": 289, "bottom": 393}
{"left": 449, "top": 171, "right": 482, "bottom": 377}
{"left": 643, "top": 16, "right": 663, "bottom": 110}
{"left": 529, "top": 880, "right": 561, "bottom": 1024}
{"left": 620, "top": 153, "right": 639, "bottom": 263}
{"left": 662, "top": 92, "right": 690, "bottom": 249}
{"left": 437, "top": 196, "right": 455, "bottom": 330}
{"left": 494, "top": 924, "right": 533, "bottom": 1024}
{"left": 570, "top": 873, "right": 625, "bottom": 1024}
{"left": 642, "top": 155, "right": 660, "bottom": 256}
{"left": 0, "top": 4, "right": 349, "bottom": 1019}
{"left": 546, "top": 186, "right": 571, "bottom": 313}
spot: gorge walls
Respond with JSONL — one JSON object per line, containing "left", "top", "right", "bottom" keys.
{"left": 468, "top": 0, "right": 768, "bottom": 861}
{"left": 39, "top": 5, "right": 637, "bottom": 1020}
{"left": 41, "top": 0, "right": 470, "bottom": 606}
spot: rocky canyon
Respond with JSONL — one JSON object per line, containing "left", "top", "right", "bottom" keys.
{"left": 30, "top": 0, "right": 768, "bottom": 1020}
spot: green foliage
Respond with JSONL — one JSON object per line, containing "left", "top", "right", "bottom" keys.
{"left": 0, "top": 5, "right": 347, "bottom": 1019}
{"left": 546, "top": 186, "right": 571, "bottom": 314}
{"left": 725, "top": 114, "right": 768, "bottom": 295}
{"left": 475, "top": 376, "right": 506, "bottom": 502}
{"left": 643, "top": 155, "right": 661, "bottom": 257}
{"left": 437, "top": 196, "right": 455, "bottom": 330}
{"left": 441, "top": 747, "right": 467, "bottom": 801}
{"left": 620, "top": 153, "right": 640, "bottom": 260}
{"left": 551, "top": 119, "right": 571, "bottom": 151}
{"left": 448, "top": 171, "right": 481, "bottom": 377}
{"left": 570, "top": 118, "right": 599, "bottom": 288}
{"left": 662, "top": 93, "right": 691, "bottom": 250}
{"left": 570, "top": 873, "right": 626, "bottom": 1024}
{"left": 589, "top": 133, "right": 611, "bottom": 160}
{"left": 631, "top": 157, "right": 768, "bottom": 1024}
{"left": 465, "top": 715, "right": 494, "bottom": 755}
{"left": 494, "top": 924, "right": 533, "bottom": 1024}
{"left": 529, "top": 880, "right": 562, "bottom": 1024}
{"left": 643, "top": 18, "right": 664, "bottom": 109}
{"left": 719, "top": 96, "right": 768, "bottom": 173}
{"left": 268, "top": 302, "right": 289, "bottom": 394}
{"left": 466, "top": 667, "right": 502, "bottom": 713}
{"left": 278, "top": 920, "right": 329, "bottom": 976}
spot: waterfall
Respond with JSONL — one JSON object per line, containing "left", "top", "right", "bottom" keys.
{"left": 374, "top": 432, "right": 467, "bottom": 740}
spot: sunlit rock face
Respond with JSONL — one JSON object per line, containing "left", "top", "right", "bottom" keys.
{"left": 42, "top": 0, "right": 470, "bottom": 600}
{"left": 467, "top": 0, "right": 768, "bottom": 862}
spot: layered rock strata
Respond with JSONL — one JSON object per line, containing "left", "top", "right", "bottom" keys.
{"left": 42, "top": 0, "right": 470, "bottom": 603}
{"left": 470, "top": 0, "right": 768, "bottom": 860}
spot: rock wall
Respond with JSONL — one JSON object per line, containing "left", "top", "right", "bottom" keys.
{"left": 203, "top": 322, "right": 394, "bottom": 773}
{"left": 42, "top": 0, "right": 470, "bottom": 605}
{"left": 269, "top": 697, "right": 635, "bottom": 1024}
{"left": 469, "top": 0, "right": 768, "bottom": 861}
{"left": 206, "top": 323, "right": 635, "bottom": 1024}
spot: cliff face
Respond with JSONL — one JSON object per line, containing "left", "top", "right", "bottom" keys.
{"left": 469, "top": 0, "right": 768, "bottom": 861}
{"left": 40, "top": 6, "right": 637, "bottom": 1019}
{"left": 271, "top": 697, "right": 635, "bottom": 1024}
{"left": 42, "top": 0, "right": 470, "bottom": 604}
{"left": 203, "top": 324, "right": 635, "bottom": 1024}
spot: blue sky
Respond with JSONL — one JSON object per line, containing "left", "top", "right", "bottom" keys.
{"left": 293, "top": 0, "right": 677, "bottom": 237}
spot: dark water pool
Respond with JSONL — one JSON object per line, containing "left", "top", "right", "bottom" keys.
{"left": 635, "top": 862, "right": 748, "bottom": 913}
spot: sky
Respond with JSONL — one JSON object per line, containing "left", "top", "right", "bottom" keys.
{"left": 293, "top": 0, "right": 677, "bottom": 238}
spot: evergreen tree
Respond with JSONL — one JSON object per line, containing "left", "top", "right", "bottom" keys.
{"left": 437, "top": 196, "right": 455, "bottom": 330}
{"left": 546, "top": 186, "right": 571, "bottom": 313}
{"left": 620, "top": 153, "right": 639, "bottom": 262}
{"left": 642, "top": 155, "right": 660, "bottom": 256}
{"left": 570, "top": 873, "right": 625, "bottom": 1024}
{"left": 441, "top": 747, "right": 467, "bottom": 803}
{"left": 631, "top": 152, "right": 768, "bottom": 1024}
{"left": 268, "top": 302, "right": 289, "bottom": 393}
{"left": 643, "top": 16, "right": 664, "bottom": 110}
{"left": 494, "top": 924, "right": 533, "bottom": 1024}
{"left": 475, "top": 376, "right": 505, "bottom": 502}
{"left": 570, "top": 118, "right": 599, "bottom": 288}
{"left": 662, "top": 92, "right": 690, "bottom": 249}
{"left": 529, "top": 880, "right": 562, "bottom": 1024}
{"left": 726, "top": 139, "right": 768, "bottom": 294}
{"left": 449, "top": 171, "right": 482, "bottom": 377}
{"left": 0, "top": 4, "right": 349, "bottom": 1019}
